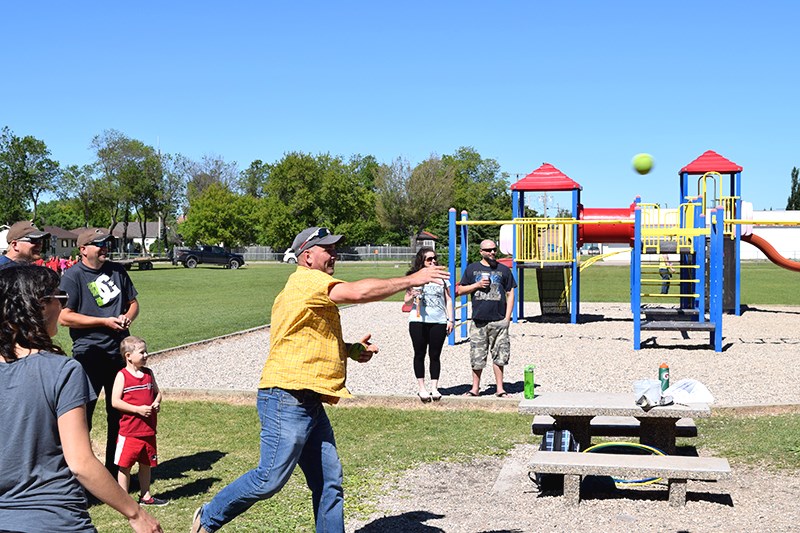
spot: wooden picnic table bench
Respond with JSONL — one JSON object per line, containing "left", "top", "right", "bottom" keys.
{"left": 529, "top": 451, "right": 730, "bottom": 506}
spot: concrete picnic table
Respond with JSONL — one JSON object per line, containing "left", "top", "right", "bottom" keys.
{"left": 518, "top": 391, "right": 711, "bottom": 454}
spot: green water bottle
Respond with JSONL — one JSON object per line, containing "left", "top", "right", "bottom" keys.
{"left": 348, "top": 343, "right": 365, "bottom": 360}
{"left": 659, "top": 362, "right": 670, "bottom": 392}
{"left": 524, "top": 365, "right": 536, "bottom": 399}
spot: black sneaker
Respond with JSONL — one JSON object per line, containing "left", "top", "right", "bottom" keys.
{"left": 139, "top": 496, "right": 169, "bottom": 506}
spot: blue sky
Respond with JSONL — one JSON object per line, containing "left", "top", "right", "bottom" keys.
{"left": 2, "top": 1, "right": 798, "bottom": 211}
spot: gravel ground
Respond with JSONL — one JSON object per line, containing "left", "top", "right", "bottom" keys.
{"left": 148, "top": 302, "right": 800, "bottom": 532}
{"left": 151, "top": 302, "right": 800, "bottom": 407}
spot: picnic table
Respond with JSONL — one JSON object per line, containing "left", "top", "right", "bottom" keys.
{"left": 518, "top": 391, "right": 711, "bottom": 454}
{"left": 520, "top": 392, "right": 728, "bottom": 506}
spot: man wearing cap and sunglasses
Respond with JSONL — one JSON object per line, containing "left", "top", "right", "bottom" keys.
{"left": 0, "top": 221, "right": 51, "bottom": 270}
{"left": 191, "top": 226, "right": 450, "bottom": 533}
{"left": 59, "top": 228, "right": 140, "bottom": 476}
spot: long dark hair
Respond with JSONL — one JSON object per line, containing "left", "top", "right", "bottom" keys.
{"left": 0, "top": 266, "right": 64, "bottom": 360}
{"left": 407, "top": 247, "right": 435, "bottom": 275}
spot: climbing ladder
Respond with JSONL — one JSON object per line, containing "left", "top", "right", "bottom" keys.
{"left": 632, "top": 203, "right": 725, "bottom": 352}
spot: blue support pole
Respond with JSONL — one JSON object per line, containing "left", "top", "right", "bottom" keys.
{"left": 734, "top": 171, "right": 742, "bottom": 316}
{"left": 570, "top": 189, "right": 579, "bottom": 324}
{"left": 448, "top": 208, "right": 457, "bottom": 346}
{"left": 633, "top": 207, "right": 642, "bottom": 350}
{"left": 511, "top": 190, "right": 520, "bottom": 323}
{"left": 710, "top": 207, "right": 724, "bottom": 351}
{"left": 460, "top": 210, "right": 469, "bottom": 340}
{"left": 680, "top": 172, "right": 689, "bottom": 215}
{"left": 516, "top": 190, "right": 525, "bottom": 320}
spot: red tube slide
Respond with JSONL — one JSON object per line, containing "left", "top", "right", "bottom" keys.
{"left": 577, "top": 203, "right": 636, "bottom": 246}
{"left": 742, "top": 234, "right": 800, "bottom": 272}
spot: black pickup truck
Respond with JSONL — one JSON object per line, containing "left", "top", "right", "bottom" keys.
{"left": 174, "top": 245, "right": 245, "bottom": 269}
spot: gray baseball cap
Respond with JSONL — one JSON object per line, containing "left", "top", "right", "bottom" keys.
{"left": 291, "top": 226, "right": 343, "bottom": 254}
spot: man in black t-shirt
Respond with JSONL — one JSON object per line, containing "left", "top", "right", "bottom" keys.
{"left": 60, "top": 228, "right": 139, "bottom": 475}
{"left": 457, "top": 239, "right": 516, "bottom": 397}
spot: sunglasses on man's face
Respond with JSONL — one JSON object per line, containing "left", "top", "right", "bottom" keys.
{"left": 481, "top": 247, "right": 497, "bottom": 253}
{"left": 18, "top": 237, "right": 45, "bottom": 244}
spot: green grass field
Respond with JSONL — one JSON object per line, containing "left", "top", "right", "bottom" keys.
{"left": 54, "top": 260, "right": 800, "bottom": 353}
{"left": 87, "top": 402, "right": 800, "bottom": 532}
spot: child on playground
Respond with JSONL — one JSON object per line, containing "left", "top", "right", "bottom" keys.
{"left": 111, "top": 336, "right": 167, "bottom": 506}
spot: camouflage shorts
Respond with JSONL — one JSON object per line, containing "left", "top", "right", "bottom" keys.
{"left": 469, "top": 320, "right": 511, "bottom": 369}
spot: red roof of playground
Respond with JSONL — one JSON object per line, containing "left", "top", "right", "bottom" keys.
{"left": 680, "top": 150, "right": 743, "bottom": 174}
{"left": 511, "top": 163, "right": 583, "bottom": 191}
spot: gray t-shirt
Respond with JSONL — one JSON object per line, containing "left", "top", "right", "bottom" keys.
{"left": 0, "top": 352, "right": 97, "bottom": 532}
{"left": 60, "top": 261, "right": 138, "bottom": 357}
{"left": 408, "top": 279, "right": 451, "bottom": 324}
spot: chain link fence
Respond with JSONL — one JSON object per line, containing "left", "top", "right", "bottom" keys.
{"left": 241, "top": 245, "right": 419, "bottom": 263}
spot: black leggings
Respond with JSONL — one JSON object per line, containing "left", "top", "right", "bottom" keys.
{"left": 409, "top": 322, "right": 447, "bottom": 380}
{"left": 74, "top": 349, "right": 124, "bottom": 474}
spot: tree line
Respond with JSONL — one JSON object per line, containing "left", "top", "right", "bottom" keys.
{"left": 0, "top": 126, "right": 514, "bottom": 253}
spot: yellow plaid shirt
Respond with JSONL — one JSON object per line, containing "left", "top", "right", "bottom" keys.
{"left": 258, "top": 266, "right": 351, "bottom": 403}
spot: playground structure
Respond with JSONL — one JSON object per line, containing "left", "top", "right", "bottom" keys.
{"left": 448, "top": 151, "right": 800, "bottom": 352}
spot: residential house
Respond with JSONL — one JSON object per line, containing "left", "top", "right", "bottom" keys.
{"left": 43, "top": 226, "right": 79, "bottom": 259}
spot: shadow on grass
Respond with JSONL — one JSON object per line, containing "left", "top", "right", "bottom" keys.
{"left": 355, "top": 510, "right": 446, "bottom": 532}
{"left": 119, "top": 450, "right": 227, "bottom": 503}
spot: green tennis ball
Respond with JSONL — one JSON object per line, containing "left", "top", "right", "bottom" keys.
{"left": 632, "top": 153, "right": 654, "bottom": 175}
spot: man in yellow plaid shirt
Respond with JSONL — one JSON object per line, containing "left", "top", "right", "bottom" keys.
{"left": 192, "top": 226, "right": 449, "bottom": 533}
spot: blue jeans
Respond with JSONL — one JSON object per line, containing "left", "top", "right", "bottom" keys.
{"left": 659, "top": 268, "right": 671, "bottom": 294}
{"left": 199, "top": 388, "right": 344, "bottom": 532}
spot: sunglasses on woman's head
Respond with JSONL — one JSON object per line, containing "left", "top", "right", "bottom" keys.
{"left": 43, "top": 293, "right": 69, "bottom": 307}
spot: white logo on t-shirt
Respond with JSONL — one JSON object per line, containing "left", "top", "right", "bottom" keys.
{"left": 88, "top": 274, "right": 121, "bottom": 306}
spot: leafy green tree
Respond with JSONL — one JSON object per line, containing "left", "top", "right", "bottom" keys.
{"left": 376, "top": 155, "right": 455, "bottom": 247}
{"left": 186, "top": 154, "right": 239, "bottom": 202}
{"left": 0, "top": 127, "right": 60, "bottom": 223}
{"left": 92, "top": 130, "right": 167, "bottom": 254}
{"left": 179, "top": 182, "right": 258, "bottom": 247}
{"left": 787, "top": 167, "right": 800, "bottom": 210}
{"left": 0, "top": 127, "right": 31, "bottom": 224}
{"left": 256, "top": 152, "right": 386, "bottom": 249}
{"left": 239, "top": 159, "right": 269, "bottom": 198}
{"left": 59, "top": 164, "right": 100, "bottom": 228}
{"left": 429, "top": 147, "right": 512, "bottom": 261}
{"left": 36, "top": 199, "right": 96, "bottom": 230}
{"left": 91, "top": 129, "right": 135, "bottom": 233}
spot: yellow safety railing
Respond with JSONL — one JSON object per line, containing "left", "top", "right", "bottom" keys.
{"left": 720, "top": 196, "right": 739, "bottom": 236}
{"left": 514, "top": 218, "right": 574, "bottom": 265}
{"left": 638, "top": 203, "right": 696, "bottom": 253}
{"left": 698, "top": 171, "right": 723, "bottom": 212}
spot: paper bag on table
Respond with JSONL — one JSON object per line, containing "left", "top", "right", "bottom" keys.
{"left": 663, "top": 379, "right": 715, "bottom": 404}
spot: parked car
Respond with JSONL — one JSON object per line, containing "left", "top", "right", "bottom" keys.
{"left": 587, "top": 245, "right": 601, "bottom": 256}
{"left": 283, "top": 248, "right": 297, "bottom": 264}
{"left": 175, "top": 245, "right": 245, "bottom": 269}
